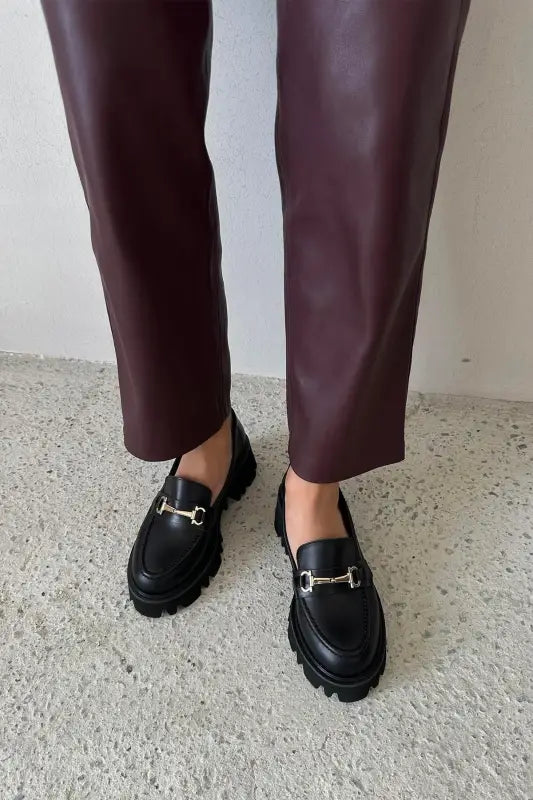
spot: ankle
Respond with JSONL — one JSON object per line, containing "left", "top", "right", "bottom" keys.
{"left": 284, "top": 467, "right": 346, "bottom": 560}
{"left": 177, "top": 415, "right": 232, "bottom": 501}
{"left": 285, "top": 467, "right": 339, "bottom": 508}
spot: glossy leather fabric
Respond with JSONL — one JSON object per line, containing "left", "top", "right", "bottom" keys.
{"left": 275, "top": 480, "right": 385, "bottom": 686}
{"left": 276, "top": 0, "right": 471, "bottom": 480}
{"left": 42, "top": 0, "right": 470, "bottom": 481}
{"left": 295, "top": 539, "right": 381, "bottom": 679}
{"left": 42, "top": 2, "right": 231, "bottom": 462}
{"left": 129, "top": 411, "right": 250, "bottom": 599}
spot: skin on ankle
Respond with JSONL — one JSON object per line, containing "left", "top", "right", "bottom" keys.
{"left": 176, "top": 415, "right": 232, "bottom": 503}
{"left": 284, "top": 466, "right": 348, "bottom": 561}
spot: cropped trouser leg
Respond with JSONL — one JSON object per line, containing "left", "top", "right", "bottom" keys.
{"left": 42, "top": 0, "right": 470, "bottom": 480}
{"left": 276, "top": 0, "right": 471, "bottom": 481}
{"left": 42, "top": 1, "right": 231, "bottom": 461}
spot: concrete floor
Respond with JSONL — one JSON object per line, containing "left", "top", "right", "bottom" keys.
{"left": 1, "top": 353, "right": 532, "bottom": 800}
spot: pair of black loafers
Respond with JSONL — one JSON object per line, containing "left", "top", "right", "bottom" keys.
{"left": 128, "top": 411, "right": 386, "bottom": 701}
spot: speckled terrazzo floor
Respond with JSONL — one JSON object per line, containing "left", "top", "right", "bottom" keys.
{"left": 1, "top": 353, "right": 532, "bottom": 800}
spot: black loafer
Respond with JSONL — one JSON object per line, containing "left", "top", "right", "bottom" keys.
{"left": 127, "top": 411, "right": 256, "bottom": 617}
{"left": 274, "top": 478, "right": 386, "bottom": 701}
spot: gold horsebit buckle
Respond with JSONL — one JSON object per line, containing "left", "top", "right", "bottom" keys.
{"left": 298, "top": 566, "right": 362, "bottom": 593}
{"left": 156, "top": 495, "right": 206, "bottom": 526}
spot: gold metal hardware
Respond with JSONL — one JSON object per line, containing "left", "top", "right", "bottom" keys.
{"left": 299, "top": 566, "right": 361, "bottom": 593}
{"left": 156, "top": 496, "right": 206, "bottom": 526}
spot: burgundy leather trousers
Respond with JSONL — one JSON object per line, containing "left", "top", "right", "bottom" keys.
{"left": 42, "top": 1, "right": 470, "bottom": 483}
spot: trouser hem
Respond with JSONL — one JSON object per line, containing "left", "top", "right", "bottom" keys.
{"left": 123, "top": 398, "right": 231, "bottom": 463}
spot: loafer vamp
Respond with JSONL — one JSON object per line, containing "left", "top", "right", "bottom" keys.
{"left": 295, "top": 584, "right": 382, "bottom": 678}
{"left": 130, "top": 476, "right": 213, "bottom": 595}
{"left": 127, "top": 410, "right": 257, "bottom": 616}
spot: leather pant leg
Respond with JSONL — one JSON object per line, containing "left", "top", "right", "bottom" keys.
{"left": 276, "top": 0, "right": 471, "bottom": 482}
{"left": 41, "top": 1, "right": 231, "bottom": 461}
{"left": 43, "top": 1, "right": 471, "bottom": 480}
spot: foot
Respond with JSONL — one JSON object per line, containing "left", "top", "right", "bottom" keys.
{"left": 275, "top": 476, "right": 386, "bottom": 701}
{"left": 177, "top": 414, "right": 232, "bottom": 503}
{"left": 127, "top": 411, "right": 256, "bottom": 617}
{"left": 284, "top": 466, "right": 347, "bottom": 560}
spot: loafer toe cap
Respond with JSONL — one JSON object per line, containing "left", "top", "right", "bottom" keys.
{"left": 295, "top": 587, "right": 383, "bottom": 679}
{"left": 129, "top": 511, "right": 206, "bottom": 595}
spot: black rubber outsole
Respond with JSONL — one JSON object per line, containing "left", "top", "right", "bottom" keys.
{"left": 274, "top": 498, "right": 386, "bottom": 702}
{"left": 128, "top": 444, "right": 257, "bottom": 617}
{"left": 287, "top": 599, "right": 387, "bottom": 702}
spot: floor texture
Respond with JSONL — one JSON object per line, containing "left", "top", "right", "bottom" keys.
{"left": 1, "top": 353, "right": 532, "bottom": 800}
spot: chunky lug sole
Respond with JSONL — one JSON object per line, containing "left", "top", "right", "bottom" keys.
{"left": 128, "top": 443, "right": 256, "bottom": 617}
{"left": 287, "top": 597, "right": 386, "bottom": 702}
{"left": 274, "top": 498, "right": 386, "bottom": 702}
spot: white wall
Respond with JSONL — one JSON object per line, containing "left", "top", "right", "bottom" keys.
{"left": 1, "top": 0, "right": 532, "bottom": 400}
